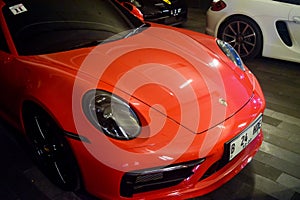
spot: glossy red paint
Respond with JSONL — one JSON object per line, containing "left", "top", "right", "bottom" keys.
{"left": 0, "top": 1, "right": 265, "bottom": 199}
{"left": 119, "top": 1, "right": 144, "bottom": 21}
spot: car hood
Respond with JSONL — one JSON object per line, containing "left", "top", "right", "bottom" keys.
{"left": 37, "top": 25, "right": 253, "bottom": 133}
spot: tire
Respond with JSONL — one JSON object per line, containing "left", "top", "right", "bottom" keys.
{"left": 22, "top": 103, "right": 80, "bottom": 191}
{"left": 218, "top": 15, "right": 263, "bottom": 59}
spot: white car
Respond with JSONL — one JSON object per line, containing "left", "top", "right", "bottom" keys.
{"left": 206, "top": 0, "right": 300, "bottom": 62}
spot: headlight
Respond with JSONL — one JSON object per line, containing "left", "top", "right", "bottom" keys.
{"left": 216, "top": 39, "right": 245, "bottom": 71}
{"left": 82, "top": 90, "right": 141, "bottom": 140}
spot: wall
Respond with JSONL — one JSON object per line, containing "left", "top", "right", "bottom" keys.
{"left": 186, "top": 0, "right": 211, "bottom": 9}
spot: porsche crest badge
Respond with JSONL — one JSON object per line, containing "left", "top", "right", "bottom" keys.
{"left": 219, "top": 98, "right": 228, "bottom": 107}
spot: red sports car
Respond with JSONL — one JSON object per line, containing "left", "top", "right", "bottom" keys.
{"left": 0, "top": 0, "right": 265, "bottom": 199}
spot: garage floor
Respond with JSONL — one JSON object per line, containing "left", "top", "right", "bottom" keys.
{"left": 0, "top": 8, "right": 299, "bottom": 200}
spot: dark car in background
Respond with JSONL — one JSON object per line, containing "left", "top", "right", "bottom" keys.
{"left": 119, "top": 0, "right": 188, "bottom": 25}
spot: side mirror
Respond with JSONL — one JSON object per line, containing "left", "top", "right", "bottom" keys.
{"left": 121, "top": 2, "right": 144, "bottom": 22}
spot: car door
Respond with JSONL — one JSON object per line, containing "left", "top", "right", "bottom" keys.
{"left": 0, "top": 24, "right": 24, "bottom": 124}
{"left": 269, "top": 0, "right": 300, "bottom": 62}
{"left": 288, "top": 5, "right": 300, "bottom": 49}
{"left": 0, "top": 25, "right": 13, "bottom": 113}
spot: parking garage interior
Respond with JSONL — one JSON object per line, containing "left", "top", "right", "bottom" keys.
{"left": 0, "top": 1, "right": 299, "bottom": 200}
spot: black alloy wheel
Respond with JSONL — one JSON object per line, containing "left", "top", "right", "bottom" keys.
{"left": 23, "top": 103, "right": 80, "bottom": 190}
{"left": 218, "top": 15, "right": 263, "bottom": 59}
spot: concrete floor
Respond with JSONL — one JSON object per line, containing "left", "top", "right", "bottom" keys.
{"left": 0, "top": 8, "right": 299, "bottom": 200}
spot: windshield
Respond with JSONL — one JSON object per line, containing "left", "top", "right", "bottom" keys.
{"left": 2, "top": 0, "right": 145, "bottom": 55}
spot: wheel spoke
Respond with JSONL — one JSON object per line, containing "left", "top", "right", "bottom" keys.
{"left": 237, "top": 44, "right": 242, "bottom": 55}
{"left": 232, "top": 42, "right": 238, "bottom": 49}
{"left": 237, "top": 21, "right": 241, "bottom": 34}
{"left": 228, "top": 40, "right": 237, "bottom": 48}
{"left": 244, "top": 33, "right": 255, "bottom": 40}
{"left": 228, "top": 24, "right": 237, "bottom": 35}
{"left": 223, "top": 33, "right": 235, "bottom": 39}
{"left": 242, "top": 23, "right": 250, "bottom": 35}
{"left": 54, "top": 161, "right": 67, "bottom": 184}
{"left": 241, "top": 43, "right": 250, "bottom": 55}
{"left": 34, "top": 116, "right": 46, "bottom": 139}
{"left": 244, "top": 40, "right": 255, "bottom": 47}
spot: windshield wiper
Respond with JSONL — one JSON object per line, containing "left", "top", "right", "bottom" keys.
{"left": 124, "top": 23, "right": 147, "bottom": 38}
{"left": 71, "top": 40, "right": 104, "bottom": 49}
{"left": 68, "top": 36, "right": 120, "bottom": 50}
{"left": 67, "top": 24, "right": 148, "bottom": 51}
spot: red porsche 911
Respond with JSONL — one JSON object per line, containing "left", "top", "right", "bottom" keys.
{"left": 0, "top": 0, "right": 265, "bottom": 199}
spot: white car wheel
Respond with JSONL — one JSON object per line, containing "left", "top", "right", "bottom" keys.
{"left": 218, "top": 15, "right": 263, "bottom": 59}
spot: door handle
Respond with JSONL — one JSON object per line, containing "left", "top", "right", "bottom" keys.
{"left": 293, "top": 16, "right": 300, "bottom": 24}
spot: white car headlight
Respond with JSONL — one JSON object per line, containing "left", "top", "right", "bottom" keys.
{"left": 217, "top": 39, "right": 245, "bottom": 71}
{"left": 82, "top": 90, "right": 141, "bottom": 140}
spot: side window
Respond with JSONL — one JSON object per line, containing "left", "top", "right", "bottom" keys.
{"left": 0, "top": 27, "right": 9, "bottom": 53}
{"left": 273, "top": 0, "right": 300, "bottom": 5}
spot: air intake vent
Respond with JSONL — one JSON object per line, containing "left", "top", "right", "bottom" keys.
{"left": 276, "top": 21, "right": 292, "bottom": 47}
{"left": 120, "top": 158, "right": 205, "bottom": 197}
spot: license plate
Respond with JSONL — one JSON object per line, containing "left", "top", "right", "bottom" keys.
{"left": 227, "top": 114, "right": 263, "bottom": 161}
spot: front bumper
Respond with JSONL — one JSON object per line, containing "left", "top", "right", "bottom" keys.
{"left": 144, "top": 8, "right": 188, "bottom": 25}
{"left": 66, "top": 65, "right": 265, "bottom": 199}
{"left": 120, "top": 97, "right": 264, "bottom": 199}
{"left": 67, "top": 87, "right": 264, "bottom": 199}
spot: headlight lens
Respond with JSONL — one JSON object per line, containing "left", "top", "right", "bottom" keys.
{"left": 82, "top": 90, "right": 141, "bottom": 140}
{"left": 216, "top": 39, "right": 245, "bottom": 71}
